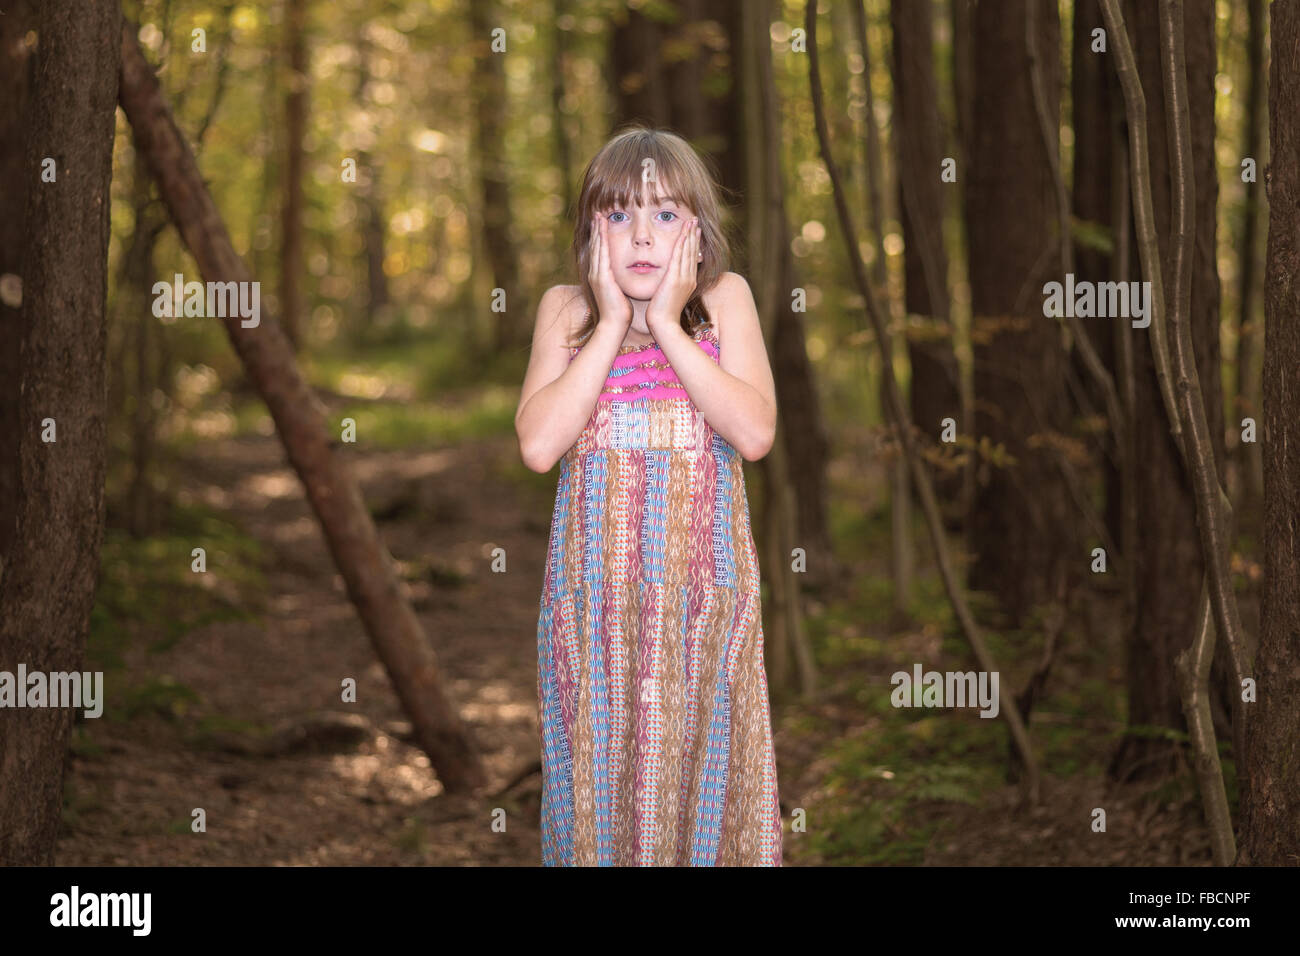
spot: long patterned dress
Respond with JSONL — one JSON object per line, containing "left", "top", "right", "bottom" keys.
{"left": 535, "top": 319, "right": 783, "bottom": 866}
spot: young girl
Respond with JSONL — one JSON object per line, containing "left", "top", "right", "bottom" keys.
{"left": 515, "top": 127, "right": 782, "bottom": 866}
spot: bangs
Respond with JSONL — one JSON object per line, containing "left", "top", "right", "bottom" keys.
{"left": 586, "top": 135, "right": 688, "bottom": 212}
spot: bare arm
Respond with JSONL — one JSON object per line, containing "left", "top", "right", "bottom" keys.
{"left": 656, "top": 273, "right": 777, "bottom": 461}
{"left": 514, "top": 286, "right": 626, "bottom": 472}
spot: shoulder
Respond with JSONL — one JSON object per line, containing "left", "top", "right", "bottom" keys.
{"left": 703, "top": 271, "right": 752, "bottom": 305}
{"left": 702, "top": 272, "right": 756, "bottom": 333}
{"left": 537, "top": 284, "right": 587, "bottom": 342}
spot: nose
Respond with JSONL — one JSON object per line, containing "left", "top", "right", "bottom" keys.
{"left": 633, "top": 215, "right": 652, "bottom": 247}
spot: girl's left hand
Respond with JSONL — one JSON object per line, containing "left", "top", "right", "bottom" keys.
{"left": 645, "top": 217, "right": 701, "bottom": 338}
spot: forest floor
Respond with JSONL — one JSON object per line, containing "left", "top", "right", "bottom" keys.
{"left": 56, "top": 373, "right": 1256, "bottom": 866}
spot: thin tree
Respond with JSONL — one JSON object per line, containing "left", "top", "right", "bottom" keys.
{"left": 742, "top": 0, "right": 815, "bottom": 698}
{"left": 280, "top": 0, "right": 308, "bottom": 350}
{"left": 1099, "top": 0, "right": 1248, "bottom": 864}
{"left": 1107, "top": 0, "right": 1244, "bottom": 785}
{"left": 468, "top": 0, "right": 523, "bottom": 353}
{"left": 888, "top": 0, "right": 964, "bottom": 618}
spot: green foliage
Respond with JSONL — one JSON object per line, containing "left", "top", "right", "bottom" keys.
{"left": 120, "top": 675, "right": 202, "bottom": 722}
{"left": 1070, "top": 216, "right": 1116, "bottom": 255}
{"left": 89, "top": 502, "right": 266, "bottom": 678}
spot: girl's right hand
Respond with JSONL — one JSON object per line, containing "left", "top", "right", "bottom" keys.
{"left": 588, "top": 215, "right": 633, "bottom": 336}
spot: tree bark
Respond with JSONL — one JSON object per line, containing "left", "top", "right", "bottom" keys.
{"left": 948, "top": 0, "right": 973, "bottom": 170}
{"left": 0, "top": 0, "right": 36, "bottom": 568}
{"left": 889, "top": 0, "right": 962, "bottom": 521}
{"left": 1232, "top": 0, "right": 1267, "bottom": 517}
{"left": 116, "top": 20, "right": 486, "bottom": 794}
{"left": 0, "top": 0, "right": 119, "bottom": 864}
{"left": 355, "top": 29, "right": 389, "bottom": 324}
{"left": 469, "top": 0, "right": 523, "bottom": 353}
{"left": 1072, "top": 0, "right": 1121, "bottom": 550}
{"left": 550, "top": 0, "right": 575, "bottom": 220}
{"left": 1238, "top": 0, "right": 1300, "bottom": 867}
{"left": 280, "top": 0, "right": 307, "bottom": 350}
{"left": 963, "top": 0, "right": 1076, "bottom": 628}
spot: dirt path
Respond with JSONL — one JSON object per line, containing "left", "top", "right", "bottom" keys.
{"left": 59, "top": 428, "right": 551, "bottom": 865}
{"left": 56, "top": 421, "right": 1223, "bottom": 866}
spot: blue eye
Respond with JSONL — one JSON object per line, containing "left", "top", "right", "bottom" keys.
{"left": 656, "top": 211, "right": 677, "bottom": 223}
{"left": 608, "top": 211, "right": 627, "bottom": 223}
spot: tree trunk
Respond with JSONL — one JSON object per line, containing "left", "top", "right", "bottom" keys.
{"left": 1109, "top": 0, "right": 1226, "bottom": 782}
{"left": 123, "top": 145, "right": 164, "bottom": 538}
{"left": 1072, "top": 0, "right": 1121, "bottom": 550}
{"left": 742, "top": 0, "right": 816, "bottom": 699}
{"left": 964, "top": 0, "right": 1075, "bottom": 628}
{"left": 355, "top": 30, "right": 389, "bottom": 324}
{"left": 280, "top": 0, "right": 307, "bottom": 351}
{"left": 0, "top": 0, "right": 119, "bottom": 865}
{"left": 1238, "top": 0, "right": 1300, "bottom": 867}
{"left": 949, "top": 0, "right": 974, "bottom": 170}
{"left": 1232, "top": 0, "right": 1267, "bottom": 518}
{"left": 550, "top": 0, "right": 575, "bottom": 220}
{"left": 0, "top": 0, "right": 36, "bottom": 568}
{"left": 851, "top": 0, "right": 888, "bottom": 291}
{"left": 890, "top": 0, "right": 962, "bottom": 521}
{"left": 116, "top": 21, "right": 486, "bottom": 794}
{"left": 468, "top": 0, "right": 523, "bottom": 354}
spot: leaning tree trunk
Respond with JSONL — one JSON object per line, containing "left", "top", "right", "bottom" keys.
{"left": 116, "top": 21, "right": 486, "bottom": 794}
{"left": 0, "top": 0, "right": 120, "bottom": 865}
{"left": 1238, "top": 0, "right": 1300, "bottom": 867}
{"left": 963, "top": 0, "right": 1075, "bottom": 629}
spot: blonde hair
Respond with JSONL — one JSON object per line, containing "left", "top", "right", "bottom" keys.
{"left": 566, "top": 126, "right": 732, "bottom": 348}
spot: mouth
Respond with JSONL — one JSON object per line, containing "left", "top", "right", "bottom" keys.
{"left": 628, "top": 262, "right": 659, "bottom": 273}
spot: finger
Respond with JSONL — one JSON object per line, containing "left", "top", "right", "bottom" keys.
{"left": 667, "top": 220, "right": 686, "bottom": 275}
{"left": 675, "top": 219, "right": 691, "bottom": 281}
{"left": 596, "top": 217, "right": 607, "bottom": 279}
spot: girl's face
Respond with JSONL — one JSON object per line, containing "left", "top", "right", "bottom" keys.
{"left": 597, "top": 184, "right": 697, "bottom": 300}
